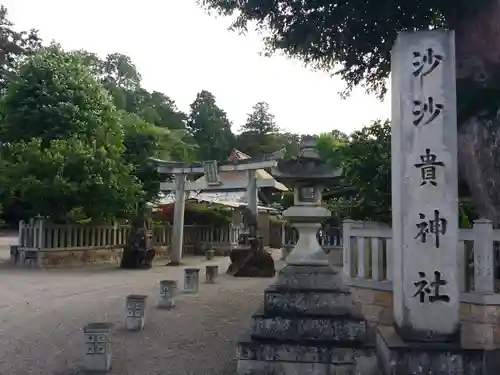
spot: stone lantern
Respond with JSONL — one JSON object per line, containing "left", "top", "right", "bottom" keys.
{"left": 271, "top": 135, "right": 337, "bottom": 265}
{"left": 234, "top": 135, "right": 369, "bottom": 374}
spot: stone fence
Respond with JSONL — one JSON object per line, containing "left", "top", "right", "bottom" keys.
{"left": 19, "top": 220, "right": 240, "bottom": 251}
{"left": 343, "top": 218, "right": 500, "bottom": 348}
{"left": 16, "top": 219, "right": 240, "bottom": 267}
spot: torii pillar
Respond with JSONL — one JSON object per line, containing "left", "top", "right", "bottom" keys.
{"left": 153, "top": 158, "right": 278, "bottom": 265}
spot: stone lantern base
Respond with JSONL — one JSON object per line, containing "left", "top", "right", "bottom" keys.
{"left": 235, "top": 264, "right": 378, "bottom": 374}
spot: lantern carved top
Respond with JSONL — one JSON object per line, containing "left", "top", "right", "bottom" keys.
{"left": 269, "top": 136, "right": 340, "bottom": 186}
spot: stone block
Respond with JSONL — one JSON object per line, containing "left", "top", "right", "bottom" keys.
{"left": 125, "top": 294, "right": 147, "bottom": 331}
{"left": 351, "top": 287, "right": 376, "bottom": 305}
{"left": 372, "top": 290, "right": 393, "bottom": 308}
{"left": 237, "top": 337, "right": 356, "bottom": 364}
{"left": 205, "top": 265, "right": 218, "bottom": 284}
{"left": 83, "top": 322, "right": 113, "bottom": 373}
{"left": 377, "top": 325, "right": 500, "bottom": 375}
{"left": 460, "top": 302, "right": 471, "bottom": 319}
{"left": 264, "top": 284, "right": 356, "bottom": 316}
{"left": 251, "top": 309, "right": 367, "bottom": 343}
{"left": 275, "top": 265, "right": 346, "bottom": 291}
{"left": 184, "top": 268, "right": 200, "bottom": 293}
{"left": 461, "top": 322, "right": 495, "bottom": 349}
{"left": 361, "top": 304, "right": 393, "bottom": 326}
{"left": 237, "top": 359, "right": 356, "bottom": 375}
{"left": 468, "top": 304, "right": 500, "bottom": 325}
{"left": 493, "top": 325, "right": 500, "bottom": 345}
{"left": 158, "top": 280, "right": 177, "bottom": 309}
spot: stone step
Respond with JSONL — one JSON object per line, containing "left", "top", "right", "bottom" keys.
{"left": 236, "top": 359, "right": 356, "bottom": 375}
{"left": 251, "top": 308, "right": 367, "bottom": 342}
{"left": 275, "top": 264, "right": 343, "bottom": 290}
{"left": 264, "top": 284, "right": 359, "bottom": 316}
{"left": 237, "top": 336, "right": 357, "bottom": 364}
{"left": 236, "top": 337, "right": 379, "bottom": 375}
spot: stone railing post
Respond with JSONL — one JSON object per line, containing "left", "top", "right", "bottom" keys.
{"left": 35, "top": 217, "right": 44, "bottom": 249}
{"left": 18, "top": 220, "right": 25, "bottom": 247}
{"left": 342, "top": 219, "right": 355, "bottom": 280}
{"left": 113, "top": 222, "right": 119, "bottom": 246}
{"left": 472, "top": 218, "right": 494, "bottom": 294}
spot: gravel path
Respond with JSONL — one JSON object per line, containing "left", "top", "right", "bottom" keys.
{"left": 0, "top": 253, "right": 283, "bottom": 375}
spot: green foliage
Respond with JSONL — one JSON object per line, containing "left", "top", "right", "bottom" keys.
{"left": 199, "top": 0, "right": 482, "bottom": 99}
{"left": 0, "top": 6, "right": 42, "bottom": 92}
{"left": 1, "top": 138, "right": 141, "bottom": 222}
{"left": 316, "top": 131, "right": 348, "bottom": 169}
{"left": 1, "top": 45, "right": 123, "bottom": 154}
{"left": 188, "top": 90, "right": 235, "bottom": 161}
{"left": 0, "top": 46, "right": 142, "bottom": 223}
{"left": 320, "top": 120, "right": 392, "bottom": 223}
{"left": 235, "top": 101, "right": 291, "bottom": 157}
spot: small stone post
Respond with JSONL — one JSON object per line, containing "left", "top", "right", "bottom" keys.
{"left": 158, "top": 280, "right": 177, "bottom": 309}
{"left": 205, "top": 265, "right": 219, "bottom": 284}
{"left": 184, "top": 268, "right": 200, "bottom": 293}
{"left": 83, "top": 322, "right": 114, "bottom": 373}
{"left": 125, "top": 294, "right": 147, "bottom": 330}
{"left": 205, "top": 244, "right": 215, "bottom": 260}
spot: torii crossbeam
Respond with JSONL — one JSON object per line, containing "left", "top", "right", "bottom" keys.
{"left": 151, "top": 157, "right": 279, "bottom": 265}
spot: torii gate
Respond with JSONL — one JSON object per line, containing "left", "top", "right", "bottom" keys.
{"left": 152, "top": 158, "right": 279, "bottom": 265}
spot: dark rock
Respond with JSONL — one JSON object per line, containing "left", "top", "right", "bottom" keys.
{"left": 227, "top": 247, "right": 275, "bottom": 277}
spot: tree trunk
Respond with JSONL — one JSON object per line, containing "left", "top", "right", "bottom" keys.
{"left": 453, "top": 0, "right": 500, "bottom": 226}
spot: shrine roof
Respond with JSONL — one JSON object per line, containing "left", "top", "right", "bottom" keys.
{"left": 190, "top": 149, "right": 288, "bottom": 192}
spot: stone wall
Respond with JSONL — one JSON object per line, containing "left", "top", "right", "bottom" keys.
{"left": 350, "top": 285, "right": 500, "bottom": 349}
{"left": 38, "top": 246, "right": 170, "bottom": 268}
{"left": 460, "top": 303, "right": 500, "bottom": 349}
{"left": 350, "top": 286, "right": 393, "bottom": 327}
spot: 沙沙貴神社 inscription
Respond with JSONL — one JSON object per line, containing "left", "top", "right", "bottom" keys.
{"left": 412, "top": 48, "right": 443, "bottom": 78}
{"left": 412, "top": 97, "right": 444, "bottom": 126}
{"left": 412, "top": 271, "right": 450, "bottom": 303}
{"left": 414, "top": 148, "right": 444, "bottom": 186}
{"left": 414, "top": 210, "right": 447, "bottom": 248}
{"left": 392, "top": 31, "right": 458, "bottom": 341}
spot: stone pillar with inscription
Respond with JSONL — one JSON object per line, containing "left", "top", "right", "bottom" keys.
{"left": 393, "top": 29, "right": 460, "bottom": 343}
{"left": 377, "top": 29, "right": 500, "bottom": 375}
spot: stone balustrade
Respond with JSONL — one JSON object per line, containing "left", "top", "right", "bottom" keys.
{"left": 343, "top": 218, "right": 500, "bottom": 348}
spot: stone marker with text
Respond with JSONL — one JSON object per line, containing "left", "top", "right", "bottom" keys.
{"left": 391, "top": 30, "right": 459, "bottom": 342}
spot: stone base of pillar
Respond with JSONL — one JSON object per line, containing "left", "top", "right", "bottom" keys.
{"left": 376, "top": 325, "right": 500, "bottom": 375}
{"left": 235, "top": 264, "right": 378, "bottom": 374}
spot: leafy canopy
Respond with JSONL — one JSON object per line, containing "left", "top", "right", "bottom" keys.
{"left": 0, "top": 45, "right": 142, "bottom": 222}
{"left": 318, "top": 121, "right": 391, "bottom": 223}
{"left": 199, "top": 0, "right": 483, "bottom": 98}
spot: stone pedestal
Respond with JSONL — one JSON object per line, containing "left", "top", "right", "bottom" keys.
{"left": 158, "top": 280, "right": 177, "bottom": 309}
{"left": 83, "top": 322, "right": 114, "bottom": 373}
{"left": 377, "top": 326, "right": 500, "bottom": 375}
{"left": 205, "top": 265, "right": 218, "bottom": 284}
{"left": 125, "top": 294, "right": 147, "bottom": 331}
{"left": 236, "top": 265, "right": 376, "bottom": 374}
{"left": 184, "top": 268, "right": 200, "bottom": 293}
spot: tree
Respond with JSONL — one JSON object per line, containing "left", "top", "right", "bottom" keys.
{"left": 199, "top": 0, "right": 500, "bottom": 225}
{"left": 188, "top": 90, "right": 235, "bottom": 161}
{"left": 1, "top": 45, "right": 123, "bottom": 151}
{"left": 0, "top": 5, "right": 41, "bottom": 92}
{"left": 0, "top": 46, "right": 142, "bottom": 223}
{"left": 236, "top": 101, "right": 286, "bottom": 157}
{"left": 121, "top": 111, "right": 197, "bottom": 203}
{"left": 317, "top": 121, "right": 391, "bottom": 223}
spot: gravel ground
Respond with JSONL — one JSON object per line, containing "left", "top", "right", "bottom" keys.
{"left": 0, "top": 252, "right": 283, "bottom": 375}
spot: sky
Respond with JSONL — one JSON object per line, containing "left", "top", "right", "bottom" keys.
{"left": 3, "top": 0, "right": 390, "bottom": 135}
